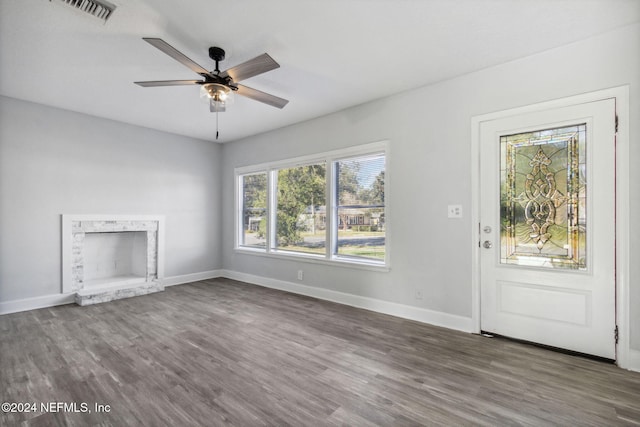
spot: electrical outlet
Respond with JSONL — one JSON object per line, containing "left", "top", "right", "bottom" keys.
{"left": 297, "top": 270, "right": 304, "bottom": 281}
{"left": 415, "top": 290, "right": 423, "bottom": 300}
{"left": 447, "top": 204, "right": 463, "bottom": 218}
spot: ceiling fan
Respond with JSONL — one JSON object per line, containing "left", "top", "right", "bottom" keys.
{"left": 134, "top": 38, "right": 288, "bottom": 139}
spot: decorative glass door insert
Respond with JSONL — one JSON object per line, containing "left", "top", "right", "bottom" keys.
{"left": 500, "top": 124, "right": 586, "bottom": 270}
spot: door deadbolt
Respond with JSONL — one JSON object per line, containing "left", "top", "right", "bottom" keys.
{"left": 483, "top": 226, "right": 492, "bottom": 233}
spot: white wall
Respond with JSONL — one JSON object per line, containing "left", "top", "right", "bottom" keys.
{"left": 222, "top": 24, "right": 640, "bottom": 349}
{"left": 0, "top": 96, "right": 223, "bottom": 302}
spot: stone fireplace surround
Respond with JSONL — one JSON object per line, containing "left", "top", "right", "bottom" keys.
{"left": 62, "top": 215, "right": 165, "bottom": 305}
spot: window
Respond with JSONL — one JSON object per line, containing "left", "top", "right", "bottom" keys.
{"left": 275, "top": 163, "right": 326, "bottom": 255}
{"left": 236, "top": 142, "right": 387, "bottom": 267}
{"left": 335, "top": 154, "right": 385, "bottom": 261}
{"left": 240, "top": 173, "right": 267, "bottom": 249}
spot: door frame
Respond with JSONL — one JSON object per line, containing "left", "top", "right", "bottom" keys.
{"left": 470, "top": 86, "right": 630, "bottom": 368}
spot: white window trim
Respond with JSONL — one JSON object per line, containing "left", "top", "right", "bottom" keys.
{"left": 234, "top": 141, "right": 390, "bottom": 269}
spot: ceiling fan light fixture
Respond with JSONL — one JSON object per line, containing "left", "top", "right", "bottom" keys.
{"left": 200, "top": 83, "right": 232, "bottom": 102}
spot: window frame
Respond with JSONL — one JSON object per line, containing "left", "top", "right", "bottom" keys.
{"left": 234, "top": 141, "right": 389, "bottom": 270}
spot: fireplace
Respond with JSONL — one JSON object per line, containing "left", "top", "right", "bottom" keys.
{"left": 62, "top": 215, "right": 165, "bottom": 305}
{"left": 83, "top": 231, "right": 148, "bottom": 285}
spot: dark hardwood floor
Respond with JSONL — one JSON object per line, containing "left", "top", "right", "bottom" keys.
{"left": 1, "top": 278, "right": 639, "bottom": 426}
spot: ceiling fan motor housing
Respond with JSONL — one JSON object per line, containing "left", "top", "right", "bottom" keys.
{"left": 209, "top": 47, "right": 225, "bottom": 62}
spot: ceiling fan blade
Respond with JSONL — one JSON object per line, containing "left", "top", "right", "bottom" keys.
{"left": 221, "top": 53, "right": 280, "bottom": 82}
{"left": 210, "top": 99, "right": 226, "bottom": 112}
{"left": 134, "top": 80, "right": 203, "bottom": 87}
{"left": 143, "top": 38, "right": 212, "bottom": 77}
{"left": 236, "top": 84, "right": 289, "bottom": 109}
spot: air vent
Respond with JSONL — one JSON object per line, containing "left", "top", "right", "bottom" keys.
{"left": 53, "top": 0, "right": 116, "bottom": 22}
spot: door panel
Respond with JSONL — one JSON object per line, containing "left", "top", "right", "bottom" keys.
{"left": 480, "top": 99, "right": 616, "bottom": 359}
{"left": 497, "top": 281, "right": 590, "bottom": 325}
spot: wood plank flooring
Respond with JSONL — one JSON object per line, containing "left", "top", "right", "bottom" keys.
{"left": 1, "top": 278, "right": 640, "bottom": 426}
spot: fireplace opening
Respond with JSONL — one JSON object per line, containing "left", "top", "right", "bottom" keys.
{"left": 83, "top": 231, "right": 147, "bottom": 288}
{"left": 62, "top": 215, "right": 165, "bottom": 305}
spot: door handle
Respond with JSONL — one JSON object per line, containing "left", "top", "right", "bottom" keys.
{"left": 483, "top": 240, "right": 493, "bottom": 249}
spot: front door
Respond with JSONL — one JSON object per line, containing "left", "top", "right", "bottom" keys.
{"left": 479, "top": 98, "right": 616, "bottom": 359}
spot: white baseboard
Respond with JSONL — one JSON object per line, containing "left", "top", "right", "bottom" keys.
{"left": 0, "top": 293, "right": 75, "bottom": 315}
{"left": 162, "top": 270, "right": 223, "bottom": 287}
{"left": 0, "top": 269, "right": 473, "bottom": 334}
{"left": 0, "top": 270, "right": 224, "bottom": 315}
{"left": 2, "top": 270, "right": 636, "bottom": 369}
{"left": 626, "top": 349, "right": 640, "bottom": 373}
{"left": 220, "top": 269, "right": 474, "bottom": 333}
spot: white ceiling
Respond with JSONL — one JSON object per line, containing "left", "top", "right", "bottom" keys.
{"left": 1, "top": 0, "right": 639, "bottom": 143}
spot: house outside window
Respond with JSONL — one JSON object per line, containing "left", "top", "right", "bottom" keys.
{"left": 335, "top": 153, "right": 385, "bottom": 261}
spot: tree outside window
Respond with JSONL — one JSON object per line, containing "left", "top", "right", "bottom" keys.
{"left": 275, "top": 163, "right": 326, "bottom": 254}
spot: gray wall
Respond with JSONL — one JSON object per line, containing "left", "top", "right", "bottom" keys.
{"left": 0, "top": 96, "right": 223, "bottom": 302}
{"left": 222, "top": 24, "right": 640, "bottom": 348}
{"left": 1, "top": 24, "right": 637, "bottom": 352}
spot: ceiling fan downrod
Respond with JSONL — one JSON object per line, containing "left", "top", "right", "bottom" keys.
{"left": 208, "top": 47, "right": 225, "bottom": 75}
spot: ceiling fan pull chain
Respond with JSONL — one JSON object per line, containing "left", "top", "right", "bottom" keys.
{"left": 215, "top": 107, "right": 220, "bottom": 140}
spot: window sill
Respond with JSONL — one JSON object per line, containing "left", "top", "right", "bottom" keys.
{"left": 234, "top": 247, "right": 390, "bottom": 273}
